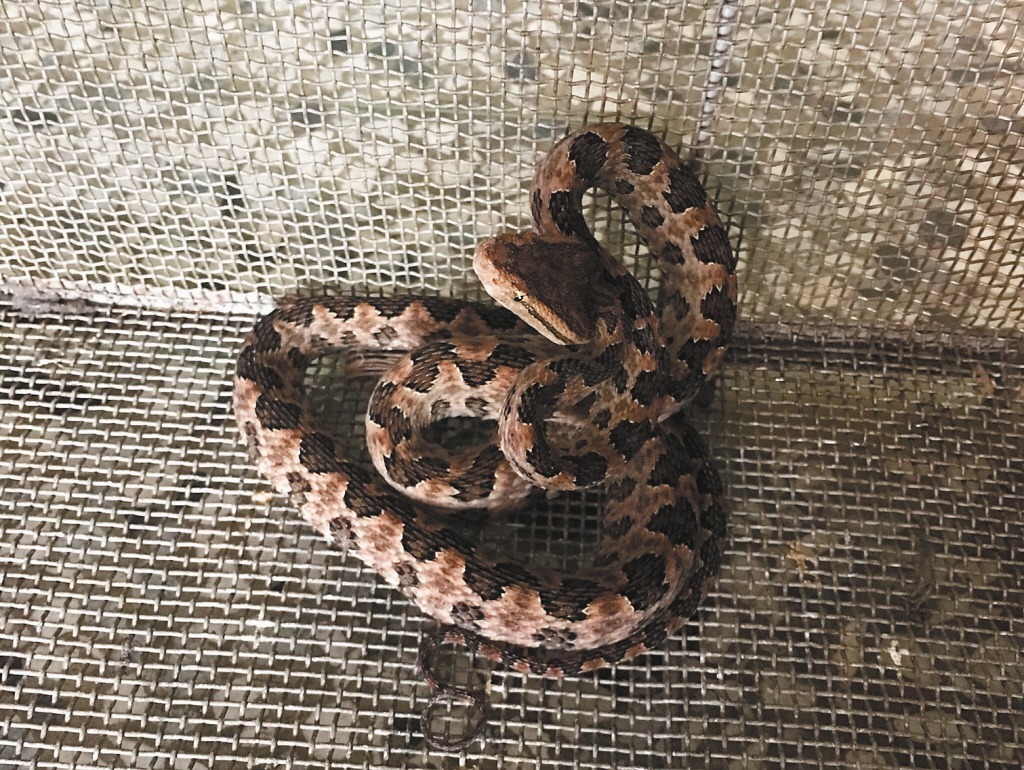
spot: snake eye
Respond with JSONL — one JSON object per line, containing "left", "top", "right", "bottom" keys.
{"left": 513, "top": 294, "right": 525, "bottom": 302}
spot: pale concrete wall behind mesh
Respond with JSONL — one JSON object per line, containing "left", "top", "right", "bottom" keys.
{"left": 0, "top": 0, "right": 1021, "bottom": 331}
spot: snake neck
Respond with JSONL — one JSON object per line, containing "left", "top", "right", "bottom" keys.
{"left": 529, "top": 123, "right": 738, "bottom": 402}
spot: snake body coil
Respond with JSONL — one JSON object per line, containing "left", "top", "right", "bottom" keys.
{"left": 233, "top": 123, "right": 737, "bottom": 677}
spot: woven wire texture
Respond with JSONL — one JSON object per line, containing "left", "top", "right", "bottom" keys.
{"left": 1, "top": 0, "right": 1022, "bottom": 767}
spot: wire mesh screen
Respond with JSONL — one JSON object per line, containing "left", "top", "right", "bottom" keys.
{"left": 1, "top": 0, "right": 1023, "bottom": 767}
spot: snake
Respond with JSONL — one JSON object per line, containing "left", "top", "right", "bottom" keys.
{"left": 233, "top": 123, "right": 737, "bottom": 717}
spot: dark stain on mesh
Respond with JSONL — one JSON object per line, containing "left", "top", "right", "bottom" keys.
{"left": 639, "top": 205, "right": 665, "bottom": 230}
{"left": 662, "top": 164, "right": 707, "bottom": 213}
{"left": 254, "top": 394, "right": 303, "bottom": 430}
{"left": 298, "top": 432, "right": 344, "bottom": 473}
{"left": 609, "top": 419, "right": 656, "bottom": 458}
{"left": 567, "top": 131, "right": 609, "bottom": 186}
{"left": 620, "top": 554, "right": 667, "bottom": 611}
{"left": 701, "top": 285, "right": 737, "bottom": 343}
{"left": 621, "top": 126, "right": 664, "bottom": 176}
{"left": 647, "top": 499, "right": 698, "bottom": 548}
{"left": 548, "top": 190, "right": 591, "bottom": 239}
{"left": 691, "top": 225, "right": 735, "bottom": 270}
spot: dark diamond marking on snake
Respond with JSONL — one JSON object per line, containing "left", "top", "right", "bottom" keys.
{"left": 453, "top": 445, "right": 501, "bottom": 500}
{"left": 614, "top": 179, "right": 635, "bottom": 196}
{"left": 286, "top": 347, "right": 310, "bottom": 370}
{"left": 678, "top": 338, "right": 714, "bottom": 375}
{"left": 691, "top": 225, "right": 735, "bottom": 270}
{"left": 640, "top": 204, "right": 664, "bottom": 230}
{"left": 609, "top": 419, "right": 657, "bottom": 458}
{"left": 417, "top": 296, "right": 462, "bottom": 324}
{"left": 489, "top": 342, "right": 538, "bottom": 370}
{"left": 548, "top": 190, "right": 591, "bottom": 239}
{"left": 631, "top": 370, "right": 671, "bottom": 407}
{"left": 236, "top": 352, "right": 284, "bottom": 390}
{"left": 539, "top": 578, "right": 595, "bottom": 621}
{"left": 456, "top": 360, "right": 500, "bottom": 388}
{"left": 568, "top": 132, "right": 609, "bottom": 187}
{"left": 366, "top": 380, "right": 397, "bottom": 425}
{"left": 401, "top": 524, "right": 442, "bottom": 562}
{"left": 592, "top": 408, "right": 612, "bottom": 430}
{"left": 382, "top": 406, "right": 414, "bottom": 444}
{"left": 660, "top": 240, "right": 684, "bottom": 264}
{"left": 254, "top": 395, "right": 303, "bottom": 430}
{"left": 463, "top": 560, "right": 534, "bottom": 602}
{"left": 569, "top": 452, "right": 608, "bottom": 487}
{"left": 531, "top": 188, "right": 543, "bottom": 224}
{"left": 648, "top": 449, "right": 684, "bottom": 488}
{"left": 603, "top": 515, "right": 635, "bottom": 540}
{"left": 630, "top": 325, "right": 658, "bottom": 356}
{"left": 525, "top": 441, "right": 561, "bottom": 478}
{"left": 662, "top": 164, "right": 707, "bottom": 213}
{"left": 621, "top": 554, "right": 667, "bottom": 611}
{"left": 701, "top": 285, "right": 737, "bottom": 342}
{"left": 474, "top": 303, "right": 521, "bottom": 331}
{"left": 517, "top": 382, "right": 564, "bottom": 424}
{"left": 297, "top": 432, "right": 344, "bottom": 474}
{"left": 621, "top": 125, "right": 664, "bottom": 176}
{"left": 647, "top": 499, "right": 699, "bottom": 548}
{"left": 605, "top": 475, "right": 637, "bottom": 502}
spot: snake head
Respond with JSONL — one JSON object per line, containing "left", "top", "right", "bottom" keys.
{"left": 474, "top": 232, "right": 607, "bottom": 346}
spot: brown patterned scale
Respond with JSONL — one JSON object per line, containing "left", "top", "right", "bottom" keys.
{"left": 233, "top": 124, "right": 736, "bottom": 705}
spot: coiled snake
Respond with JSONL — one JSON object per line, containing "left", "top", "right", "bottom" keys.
{"left": 233, "top": 123, "right": 737, "bottom": 747}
